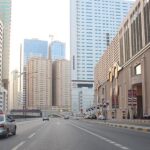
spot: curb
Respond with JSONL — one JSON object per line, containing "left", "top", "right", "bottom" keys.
{"left": 82, "top": 119, "right": 150, "bottom": 133}
{"left": 103, "top": 122, "right": 150, "bottom": 133}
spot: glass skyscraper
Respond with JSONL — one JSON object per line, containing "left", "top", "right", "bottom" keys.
{"left": 23, "top": 39, "right": 48, "bottom": 64}
{"left": 70, "top": 0, "right": 134, "bottom": 112}
{"left": 0, "top": 0, "right": 11, "bottom": 89}
{"left": 51, "top": 41, "right": 65, "bottom": 61}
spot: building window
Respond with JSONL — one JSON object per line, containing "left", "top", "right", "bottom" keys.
{"left": 102, "top": 88, "right": 105, "bottom": 95}
{"left": 73, "top": 56, "right": 75, "bottom": 70}
{"left": 119, "top": 37, "right": 124, "bottom": 65}
{"left": 131, "top": 12, "right": 142, "bottom": 56}
{"left": 124, "top": 27, "right": 130, "bottom": 61}
{"left": 135, "top": 64, "right": 141, "bottom": 75}
{"left": 144, "top": 1, "right": 150, "bottom": 45}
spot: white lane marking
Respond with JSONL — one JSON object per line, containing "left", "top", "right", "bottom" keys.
{"left": 28, "top": 133, "right": 36, "bottom": 139}
{"left": 11, "top": 141, "right": 26, "bottom": 150}
{"left": 121, "top": 147, "right": 129, "bottom": 150}
{"left": 70, "top": 122, "right": 129, "bottom": 150}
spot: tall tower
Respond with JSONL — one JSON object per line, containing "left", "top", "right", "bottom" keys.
{"left": 51, "top": 41, "right": 66, "bottom": 61}
{"left": 70, "top": 0, "right": 134, "bottom": 112}
{"left": 52, "top": 59, "right": 71, "bottom": 111}
{"left": 0, "top": 0, "right": 11, "bottom": 90}
{"left": 22, "top": 38, "right": 48, "bottom": 106}
{"left": 23, "top": 39, "right": 48, "bottom": 65}
{"left": 26, "top": 57, "right": 52, "bottom": 110}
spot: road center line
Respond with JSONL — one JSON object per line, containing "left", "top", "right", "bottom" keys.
{"left": 28, "top": 133, "right": 36, "bottom": 139}
{"left": 70, "top": 122, "right": 129, "bottom": 150}
{"left": 11, "top": 141, "right": 26, "bottom": 150}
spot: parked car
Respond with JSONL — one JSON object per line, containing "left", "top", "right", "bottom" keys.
{"left": 64, "top": 115, "right": 69, "bottom": 119}
{"left": 84, "top": 115, "right": 90, "bottom": 119}
{"left": 0, "top": 113, "right": 16, "bottom": 138}
{"left": 91, "top": 114, "right": 97, "bottom": 119}
{"left": 98, "top": 115, "right": 106, "bottom": 120}
{"left": 43, "top": 116, "right": 49, "bottom": 121}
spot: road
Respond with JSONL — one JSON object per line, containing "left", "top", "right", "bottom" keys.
{"left": 0, "top": 118, "right": 150, "bottom": 150}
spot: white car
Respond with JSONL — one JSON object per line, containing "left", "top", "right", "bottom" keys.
{"left": 98, "top": 115, "right": 106, "bottom": 120}
{"left": 0, "top": 113, "right": 16, "bottom": 138}
{"left": 64, "top": 115, "right": 69, "bottom": 119}
{"left": 43, "top": 116, "right": 49, "bottom": 121}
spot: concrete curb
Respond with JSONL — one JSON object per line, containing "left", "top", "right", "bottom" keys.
{"left": 82, "top": 119, "right": 150, "bottom": 133}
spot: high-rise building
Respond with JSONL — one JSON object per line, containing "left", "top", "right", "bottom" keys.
{"left": 0, "top": 0, "right": 11, "bottom": 89}
{"left": 23, "top": 39, "right": 48, "bottom": 64}
{"left": 26, "top": 57, "right": 52, "bottom": 110}
{"left": 70, "top": 0, "right": 134, "bottom": 112}
{"left": 21, "top": 39, "right": 49, "bottom": 109}
{"left": 0, "top": 19, "right": 8, "bottom": 112}
{"left": 51, "top": 41, "right": 65, "bottom": 61}
{"left": 0, "top": 19, "right": 3, "bottom": 87}
{"left": 52, "top": 60, "right": 71, "bottom": 111}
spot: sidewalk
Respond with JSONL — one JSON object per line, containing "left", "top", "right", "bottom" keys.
{"left": 82, "top": 119, "right": 150, "bottom": 133}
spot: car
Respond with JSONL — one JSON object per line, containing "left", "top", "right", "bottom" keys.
{"left": 84, "top": 115, "right": 90, "bottom": 119}
{"left": 42, "top": 116, "right": 49, "bottom": 121}
{"left": 0, "top": 113, "right": 16, "bottom": 138}
{"left": 91, "top": 114, "right": 97, "bottom": 119}
{"left": 73, "top": 116, "right": 80, "bottom": 120}
{"left": 64, "top": 115, "right": 69, "bottom": 119}
{"left": 98, "top": 114, "right": 106, "bottom": 120}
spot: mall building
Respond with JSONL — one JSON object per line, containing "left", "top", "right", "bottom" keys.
{"left": 94, "top": 0, "right": 150, "bottom": 119}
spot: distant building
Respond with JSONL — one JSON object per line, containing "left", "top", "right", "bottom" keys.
{"left": 52, "top": 60, "right": 71, "bottom": 111}
{"left": 21, "top": 39, "right": 49, "bottom": 109}
{"left": 72, "top": 81, "right": 94, "bottom": 113}
{"left": 70, "top": 0, "right": 134, "bottom": 113}
{"left": 23, "top": 39, "right": 48, "bottom": 64}
{"left": 79, "top": 87, "right": 94, "bottom": 113}
{"left": 0, "top": 0, "right": 11, "bottom": 90}
{"left": 9, "top": 70, "right": 19, "bottom": 110}
{"left": 26, "top": 57, "right": 52, "bottom": 110}
{"left": 51, "top": 41, "right": 65, "bottom": 61}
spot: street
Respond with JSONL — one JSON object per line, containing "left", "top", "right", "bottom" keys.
{"left": 0, "top": 118, "right": 150, "bottom": 150}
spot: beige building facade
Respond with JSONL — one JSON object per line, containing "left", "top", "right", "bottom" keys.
{"left": 52, "top": 60, "right": 71, "bottom": 112}
{"left": 26, "top": 57, "right": 52, "bottom": 110}
{"left": 94, "top": 0, "right": 150, "bottom": 119}
{"left": 9, "top": 70, "right": 19, "bottom": 110}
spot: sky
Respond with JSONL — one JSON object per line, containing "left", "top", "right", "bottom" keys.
{"left": 10, "top": 0, "right": 135, "bottom": 72}
{"left": 10, "top": 0, "right": 70, "bottom": 71}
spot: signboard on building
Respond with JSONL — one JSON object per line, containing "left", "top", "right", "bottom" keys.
{"left": 128, "top": 90, "right": 137, "bottom": 106}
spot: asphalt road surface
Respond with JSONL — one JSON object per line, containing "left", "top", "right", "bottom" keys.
{"left": 0, "top": 118, "right": 150, "bottom": 150}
